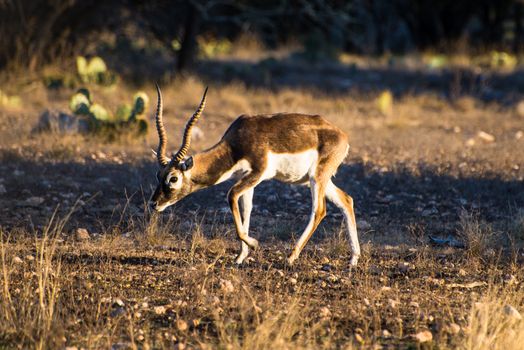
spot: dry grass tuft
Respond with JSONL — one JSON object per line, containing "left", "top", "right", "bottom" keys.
{"left": 457, "top": 210, "right": 498, "bottom": 258}
{"left": 464, "top": 284, "right": 524, "bottom": 350}
{"left": 0, "top": 209, "right": 65, "bottom": 349}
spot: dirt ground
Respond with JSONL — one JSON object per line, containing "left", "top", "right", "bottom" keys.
{"left": 0, "top": 58, "right": 523, "bottom": 349}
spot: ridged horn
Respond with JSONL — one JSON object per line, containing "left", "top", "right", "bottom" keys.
{"left": 171, "top": 87, "right": 208, "bottom": 165}
{"left": 155, "top": 83, "right": 170, "bottom": 166}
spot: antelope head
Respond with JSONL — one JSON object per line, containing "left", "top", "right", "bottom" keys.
{"left": 149, "top": 84, "right": 208, "bottom": 212}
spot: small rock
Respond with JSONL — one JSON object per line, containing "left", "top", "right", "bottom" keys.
{"left": 458, "top": 268, "right": 467, "bottom": 276}
{"left": 25, "top": 255, "right": 34, "bottom": 261}
{"left": 34, "top": 109, "right": 90, "bottom": 134}
{"left": 516, "top": 131, "right": 523, "bottom": 140}
{"left": 24, "top": 196, "right": 44, "bottom": 206}
{"left": 477, "top": 131, "right": 495, "bottom": 143}
{"left": 466, "top": 138, "right": 476, "bottom": 147}
{"left": 397, "top": 262, "right": 410, "bottom": 273}
{"left": 382, "top": 329, "right": 392, "bottom": 338}
{"left": 388, "top": 299, "right": 399, "bottom": 308}
{"left": 319, "top": 306, "right": 331, "bottom": 318}
{"left": 75, "top": 228, "right": 90, "bottom": 241}
{"left": 448, "top": 323, "right": 461, "bottom": 335}
{"left": 357, "top": 220, "right": 371, "bottom": 230}
{"left": 321, "top": 264, "right": 333, "bottom": 272}
{"left": 220, "top": 279, "right": 234, "bottom": 294}
{"left": 413, "top": 330, "right": 433, "bottom": 343}
{"left": 421, "top": 208, "right": 438, "bottom": 217}
{"left": 176, "top": 319, "right": 188, "bottom": 331}
{"left": 154, "top": 305, "right": 167, "bottom": 315}
{"left": 354, "top": 333, "right": 364, "bottom": 344}
{"left": 114, "top": 298, "right": 125, "bottom": 307}
{"left": 289, "top": 277, "right": 297, "bottom": 285}
{"left": 503, "top": 305, "right": 522, "bottom": 321}
{"left": 13, "top": 256, "right": 23, "bottom": 264}
{"left": 110, "top": 307, "right": 126, "bottom": 318}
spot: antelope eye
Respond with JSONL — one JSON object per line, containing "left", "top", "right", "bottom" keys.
{"left": 169, "top": 176, "right": 178, "bottom": 183}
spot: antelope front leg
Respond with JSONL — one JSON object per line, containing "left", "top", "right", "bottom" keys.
{"left": 228, "top": 179, "right": 260, "bottom": 264}
{"left": 236, "top": 188, "right": 254, "bottom": 264}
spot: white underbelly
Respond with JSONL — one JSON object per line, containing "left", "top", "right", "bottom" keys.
{"left": 214, "top": 149, "right": 318, "bottom": 185}
{"left": 262, "top": 149, "right": 318, "bottom": 183}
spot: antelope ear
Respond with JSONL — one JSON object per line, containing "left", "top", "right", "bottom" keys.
{"left": 179, "top": 156, "right": 194, "bottom": 171}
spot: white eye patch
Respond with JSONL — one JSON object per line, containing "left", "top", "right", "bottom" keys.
{"left": 165, "top": 174, "right": 176, "bottom": 184}
{"left": 165, "top": 173, "right": 182, "bottom": 189}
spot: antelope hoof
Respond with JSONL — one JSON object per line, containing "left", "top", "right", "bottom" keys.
{"left": 246, "top": 237, "right": 259, "bottom": 250}
{"left": 286, "top": 255, "right": 297, "bottom": 266}
{"left": 235, "top": 252, "right": 248, "bottom": 264}
{"left": 349, "top": 255, "right": 360, "bottom": 267}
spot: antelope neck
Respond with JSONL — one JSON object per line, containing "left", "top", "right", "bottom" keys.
{"left": 190, "top": 141, "right": 236, "bottom": 187}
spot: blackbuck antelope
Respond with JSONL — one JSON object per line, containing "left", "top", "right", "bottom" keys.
{"left": 149, "top": 85, "right": 360, "bottom": 266}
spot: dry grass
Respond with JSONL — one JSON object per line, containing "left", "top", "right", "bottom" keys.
{"left": 1, "top": 210, "right": 65, "bottom": 349}
{"left": 464, "top": 284, "right": 524, "bottom": 350}
{"left": 457, "top": 210, "right": 498, "bottom": 258}
{"left": 1, "top": 206, "right": 522, "bottom": 349}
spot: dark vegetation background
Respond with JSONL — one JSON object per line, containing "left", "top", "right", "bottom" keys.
{"left": 2, "top": 0, "right": 524, "bottom": 75}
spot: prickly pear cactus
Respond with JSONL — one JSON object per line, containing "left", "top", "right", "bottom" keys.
{"left": 115, "top": 104, "right": 133, "bottom": 122}
{"left": 132, "top": 92, "right": 149, "bottom": 118}
{"left": 68, "top": 88, "right": 148, "bottom": 137}
{"left": 88, "top": 103, "right": 111, "bottom": 122}
{"left": 128, "top": 91, "right": 149, "bottom": 134}
{"left": 69, "top": 89, "right": 91, "bottom": 115}
{"left": 76, "top": 56, "right": 117, "bottom": 86}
